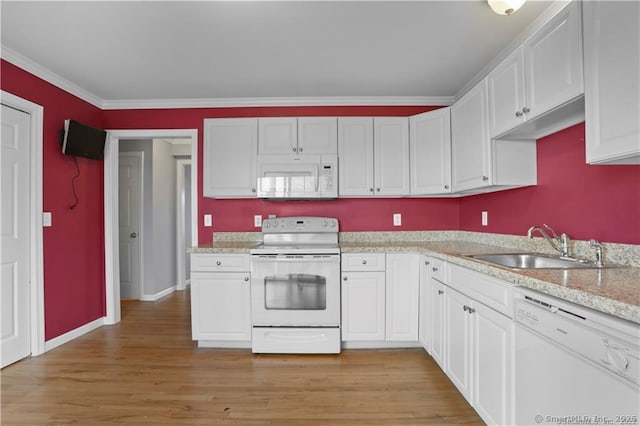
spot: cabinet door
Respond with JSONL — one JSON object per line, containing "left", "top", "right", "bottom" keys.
{"left": 451, "top": 79, "right": 491, "bottom": 192}
{"left": 258, "top": 117, "right": 298, "bottom": 154}
{"left": 524, "top": 1, "right": 583, "bottom": 120}
{"left": 409, "top": 108, "right": 452, "bottom": 195}
{"left": 374, "top": 117, "right": 410, "bottom": 196}
{"left": 445, "top": 287, "right": 472, "bottom": 400}
{"left": 203, "top": 118, "right": 257, "bottom": 197}
{"left": 488, "top": 49, "right": 527, "bottom": 138}
{"left": 584, "top": 1, "right": 640, "bottom": 164}
{"left": 298, "top": 117, "right": 337, "bottom": 154}
{"left": 418, "top": 257, "right": 433, "bottom": 351}
{"left": 472, "top": 302, "right": 513, "bottom": 426}
{"left": 338, "top": 117, "right": 374, "bottom": 196}
{"left": 430, "top": 279, "right": 447, "bottom": 370}
{"left": 191, "top": 272, "right": 251, "bottom": 341}
{"left": 385, "top": 253, "right": 419, "bottom": 341}
{"left": 341, "top": 271, "right": 385, "bottom": 341}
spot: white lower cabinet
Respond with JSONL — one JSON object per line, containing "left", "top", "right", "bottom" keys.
{"left": 418, "top": 256, "right": 433, "bottom": 349}
{"left": 440, "top": 267, "right": 514, "bottom": 426}
{"left": 341, "top": 253, "right": 419, "bottom": 345}
{"left": 190, "top": 254, "right": 252, "bottom": 347}
{"left": 429, "top": 278, "right": 447, "bottom": 370}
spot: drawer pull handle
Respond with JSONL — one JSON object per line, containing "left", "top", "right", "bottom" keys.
{"left": 438, "top": 290, "right": 444, "bottom": 295}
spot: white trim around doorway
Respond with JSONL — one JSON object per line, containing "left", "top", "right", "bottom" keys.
{"left": 176, "top": 158, "right": 192, "bottom": 291}
{"left": 1, "top": 90, "right": 45, "bottom": 357}
{"left": 103, "top": 129, "right": 198, "bottom": 325}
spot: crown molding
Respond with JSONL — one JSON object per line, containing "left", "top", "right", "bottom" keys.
{"left": 1, "top": 45, "right": 103, "bottom": 109}
{"left": 2, "top": 44, "right": 453, "bottom": 110}
{"left": 100, "top": 96, "right": 454, "bottom": 110}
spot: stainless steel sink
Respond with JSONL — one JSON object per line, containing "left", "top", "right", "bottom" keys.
{"left": 465, "top": 253, "right": 613, "bottom": 269}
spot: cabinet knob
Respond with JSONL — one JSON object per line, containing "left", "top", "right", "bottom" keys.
{"left": 468, "top": 307, "right": 476, "bottom": 314}
{"left": 298, "top": 147, "right": 303, "bottom": 152}
{"left": 251, "top": 188, "right": 256, "bottom": 193}
{"left": 463, "top": 305, "right": 469, "bottom": 312}
{"left": 432, "top": 267, "right": 438, "bottom": 272}
{"left": 515, "top": 111, "right": 523, "bottom": 117}
{"left": 370, "top": 188, "right": 374, "bottom": 192}
{"left": 438, "top": 290, "right": 444, "bottom": 295}
{"left": 376, "top": 188, "right": 381, "bottom": 192}
{"left": 482, "top": 176, "right": 489, "bottom": 181}
{"left": 343, "top": 276, "right": 348, "bottom": 281}
{"left": 292, "top": 147, "right": 297, "bottom": 152}
{"left": 362, "top": 260, "right": 367, "bottom": 265}
{"left": 444, "top": 185, "right": 449, "bottom": 189}
{"left": 522, "top": 107, "right": 530, "bottom": 114}
{"left": 216, "top": 261, "right": 221, "bottom": 266}
{"left": 244, "top": 276, "right": 249, "bottom": 282}
{"left": 425, "top": 261, "right": 430, "bottom": 266}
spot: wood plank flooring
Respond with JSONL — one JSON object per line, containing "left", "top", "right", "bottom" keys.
{"left": 1, "top": 290, "right": 483, "bottom": 425}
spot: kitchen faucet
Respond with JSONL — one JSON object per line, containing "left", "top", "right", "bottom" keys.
{"left": 527, "top": 224, "right": 571, "bottom": 258}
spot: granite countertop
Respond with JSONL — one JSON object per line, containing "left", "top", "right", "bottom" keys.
{"left": 190, "top": 238, "right": 640, "bottom": 324}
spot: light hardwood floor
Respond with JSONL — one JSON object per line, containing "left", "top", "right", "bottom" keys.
{"left": 1, "top": 290, "right": 483, "bottom": 425}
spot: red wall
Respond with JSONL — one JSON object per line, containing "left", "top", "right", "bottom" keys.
{"left": 102, "top": 106, "right": 459, "bottom": 243}
{"left": 1, "top": 60, "right": 106, "bottom": 340}
{"left": 459, "top": 123, "right": 640, "bottom": 244}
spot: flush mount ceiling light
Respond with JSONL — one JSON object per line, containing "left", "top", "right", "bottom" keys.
{"left": 488, "top": 0, "right": 526, "bottom": 15}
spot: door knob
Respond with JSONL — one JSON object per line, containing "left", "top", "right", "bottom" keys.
{"left": 130, "top": 232, "right": 137, "bottom": 238}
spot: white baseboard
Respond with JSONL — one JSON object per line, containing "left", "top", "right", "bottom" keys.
{"left": 341, "top": 341, "right": 421, "bottom": 349}
{"left": 44, "top": 317, "right": 105, "bottom": 353}
{"left": 140, "top": 285, "right": 176, "bottom": 301}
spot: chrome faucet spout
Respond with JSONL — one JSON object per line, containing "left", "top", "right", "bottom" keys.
{"left": 527, "top": 225, "right": 571, "bottom": 257}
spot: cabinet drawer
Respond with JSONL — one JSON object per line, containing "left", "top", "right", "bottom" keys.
{"left": 447, "top": 264, "right": 513, "bottom": 317}
{"left": 191, "top": 253, "right": 250, "bottom": 272}
{"left": 341, "top": 253, "right": 386, "bottom": 271}
{"left": 429, "top": 258, "right": 446, "bottom": 282}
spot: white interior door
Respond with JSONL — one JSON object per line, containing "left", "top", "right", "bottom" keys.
{"left": 118, "top": 153, "right": 142, "bottom": 300}
{"left": 1, "top": 104, "right": 31, "bottom": 368}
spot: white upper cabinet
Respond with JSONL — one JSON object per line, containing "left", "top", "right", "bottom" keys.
{"left": 584, "top": 1, "right": 640, "bottom": 164}
{"left": 203, "top": 118, "right": 258, "bottom": 198}
{"left": 258, "top": 117, "right": 297, "bottom": 154}
{"left": 298, "top": 117, "right": 338, "bottom": 154}
{"left": 409, "top": 108, "right": 452, "bottom": 195}
{"left": 338, "top": 117, "right": 409, "bottom": 197}
{"left": 374, "top": 117, "right": 410, "bottom": 196}
{"left": 258, "top": 117, "right": 337, "bottom": 155}
{"left": 488, "top": 1, "right": 584, "bottom": 140}
{"left": 338, "top": 117, "right": 375, "bottom": 196}
{"left": 451, "top": 79, "right": 492, "bottom": 192}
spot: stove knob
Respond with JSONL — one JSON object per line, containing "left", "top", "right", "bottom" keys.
{"left": 264, "top": 222, "right": 270, "bottom": 229}
{"left": 322, "top": 220, "right": 328, "bottom": 227}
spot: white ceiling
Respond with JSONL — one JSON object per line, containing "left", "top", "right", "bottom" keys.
{"left": 1, "top": 1, "right": 553, "bottom": 107}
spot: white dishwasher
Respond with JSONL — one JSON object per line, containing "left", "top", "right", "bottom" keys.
{"left": 514, "top": 287, "right": 639, "bottom": 426}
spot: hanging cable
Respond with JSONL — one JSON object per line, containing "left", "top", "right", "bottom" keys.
{"left": 69, "top": 156, "right": 80, "bottom": 210}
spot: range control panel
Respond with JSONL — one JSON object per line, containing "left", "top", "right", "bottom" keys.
{"left": 262, "top": 217, "right": 338, "bottom": 233}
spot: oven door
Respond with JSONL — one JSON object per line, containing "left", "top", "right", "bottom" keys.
{"left": 251, "top": 254, "right": 340, "bottom": 327}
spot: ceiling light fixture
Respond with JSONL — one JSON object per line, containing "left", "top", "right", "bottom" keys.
{"left": 488, "top": 0, "right": 526, "bottom": 15}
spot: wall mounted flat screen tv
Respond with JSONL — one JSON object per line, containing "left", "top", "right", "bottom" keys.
{"left": 61, "top": 119, "right": 106, "bottom": 160}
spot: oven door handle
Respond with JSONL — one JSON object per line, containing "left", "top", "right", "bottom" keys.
{"left": 251, "top": 256, "right": 340, "bottom": 263}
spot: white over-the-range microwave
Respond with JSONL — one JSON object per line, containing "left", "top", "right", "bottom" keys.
{"left": 256, "top": 154, "right": 337, "bottom": 199}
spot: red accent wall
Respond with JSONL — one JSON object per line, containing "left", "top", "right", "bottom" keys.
{"left": 1, "top": 60, "right": 106, "bottom": 340}
{"left": 102, "top": 106, "right": 458, "bottom": 243}
{"left": 459, "top": 123, "right": 640, "bottom": 244}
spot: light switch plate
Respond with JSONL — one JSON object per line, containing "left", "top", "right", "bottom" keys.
{"left": 393, "top": 213, "right": 402, "bottom": 226}
{"left": 204, "top": 214, "right": 212, "bottom": 227}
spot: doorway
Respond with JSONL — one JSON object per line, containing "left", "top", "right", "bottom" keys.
{"left": 0, "top": 91, "right": 45, "bottom": 365}
{"left": 104, "top": 130, "right": 198, "bottom": 324}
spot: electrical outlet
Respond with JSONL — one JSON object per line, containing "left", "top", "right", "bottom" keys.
{"left": 482, "top": 211, "right": 488, "bottom": 226}
{"left": 254, "top": 215, "right": 262, "bottom": 227}
{"left": 393, "top": 213, "right": 402, "bottom": 226}
{"left": 204, "top": 214, "right": 212, "bottom": 227}
{"left": 42, "top": 212, "right": 52, "bottom": 227}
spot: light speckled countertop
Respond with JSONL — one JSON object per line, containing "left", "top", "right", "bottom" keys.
{"left": 190, "top": 233, "right": 640, "bottom": 324}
